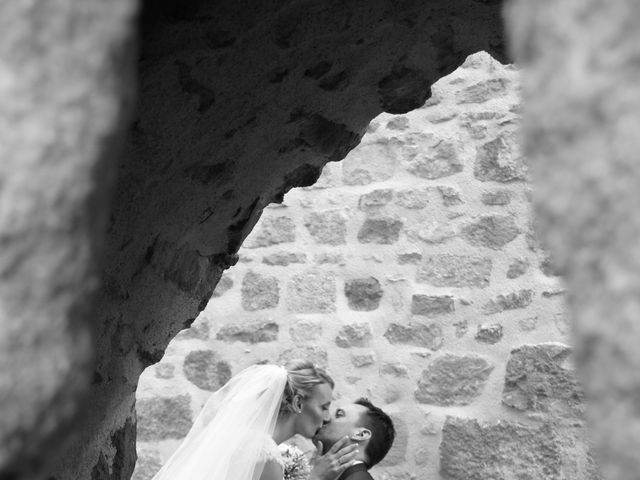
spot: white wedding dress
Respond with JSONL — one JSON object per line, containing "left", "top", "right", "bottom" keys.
{"left": 150, "top": 365, "right": 287, "bottom": 480}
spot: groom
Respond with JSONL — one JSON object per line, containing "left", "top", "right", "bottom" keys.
{"left": 310, "top": 398, "right": 395, "bottom": 480}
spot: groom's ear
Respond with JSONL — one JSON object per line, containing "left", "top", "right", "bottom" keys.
{"left": 349, "top": 428, "right": 371, "bottom": 443}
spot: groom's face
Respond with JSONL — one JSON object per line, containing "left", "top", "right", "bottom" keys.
{"left": 314, "top": 402, "right": 368, "bottom": 453}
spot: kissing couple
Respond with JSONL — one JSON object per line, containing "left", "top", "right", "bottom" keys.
{"left": 150, "top": 360, "right": 395, "bottom": 480}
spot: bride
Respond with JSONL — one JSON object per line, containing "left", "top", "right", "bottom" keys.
{"left": 150, "top": 360, "right": 355, "bottom": 480}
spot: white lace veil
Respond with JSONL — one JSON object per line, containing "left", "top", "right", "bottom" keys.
{"left": 150, "top": 364, "right": 287, "bottom": 480}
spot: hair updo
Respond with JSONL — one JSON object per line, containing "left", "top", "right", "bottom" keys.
{"left": 279, "top": 360, "right": 334, "bottom": 415}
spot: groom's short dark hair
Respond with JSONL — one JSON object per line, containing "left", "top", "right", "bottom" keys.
{"left": 354, "top": 398, "right": 395, "bottom": 467}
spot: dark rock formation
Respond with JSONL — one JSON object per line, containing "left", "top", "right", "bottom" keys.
{"left": 0, "top": 0, "right": 506, "bottom": 478}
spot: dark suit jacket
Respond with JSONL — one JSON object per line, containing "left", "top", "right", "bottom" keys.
{"left": 338, "top": 463, "right": 373, "bottom": 480}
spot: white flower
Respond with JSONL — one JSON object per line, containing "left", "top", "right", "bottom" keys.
{"left": 279, "top": 444, "right": 311, "bottom": 480}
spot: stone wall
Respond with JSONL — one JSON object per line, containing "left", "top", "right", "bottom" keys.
{"left": 135, "top": 52, "right": 596, "bottom": 480}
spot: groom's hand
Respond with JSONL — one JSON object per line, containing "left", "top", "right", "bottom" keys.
{"left": 309, "top": 436, "right": 359, "bottom": 480}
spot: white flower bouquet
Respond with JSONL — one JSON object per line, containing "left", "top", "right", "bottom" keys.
{"left": 279, "top": 444, "right": 311, "bottom": 480}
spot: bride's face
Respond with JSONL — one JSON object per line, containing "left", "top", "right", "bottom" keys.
{"left": 294, "top": 382, "right": 333, "bottom": 439}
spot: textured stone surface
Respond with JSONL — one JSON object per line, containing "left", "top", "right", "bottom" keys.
{"left": 395, "top": 189, "right": 429, "bottom": 209}
{"left": 406, "top": 140, "right": 463, "bottom": 179}
{"left": 440, "top": 417, "right": 562, "bottom": 479}
{"left": 411, "top": 295, "right": 454, "bottom": 317}
{"left": 474, "top": 132, "right": 527, "bottom": 182}
{"left": 287, "top": 271, "right": 336, "bottom": 313}
{"left": 344, "top": 277, "right": 383, "bottom": 311}
{"left": 212, "top": 274, "right": 234, "bottom": 297}
{"left": 262, "top": 252, "right": 307, "bottom": 266}
{"left": 384, "top": 323, "right": 443, "bottom": 350}
{"left": 483, "top": 289, "right": 533, "bottom": 314}
{"left": 461, "top": 215, "right": 520, "bottom": 249}
{"left": 335, "top": 322, "right": 373, "bottom": 348}
{"left": 216, "top": 321, "right": 279, "bottom": 343}
{"left": 241, "top": 271, "right": 279, "bottom": 311}
{"left": 359, "top": 189, "right": 394, "bottom": 210}
{"left": 507, "top": 257, "right": 530, "bottom": 278}
{"left": 357, "top": 218, "right": 403, "bottom": 244}
{"left": 503, "top": 343, "right": 583, "bottom": 419}
{"left": 415, "top": 355, "right": 494, "bottom": 405}
{"left": 351, "top": 351, "right": 376, "bottom": 368}
{"left": 137, "top": 395, "right": 193, "bottom": 441}
{"left": 417, "top": 254, "right": 492, "bottom": 288}
{"left": 304, "top": 210, "right": 347, "bottom": 245}
{"left": 289, "top": 319, "right": 322, "bottom": 343}
{"left": 475, "top": 323, "right": 503, "bottom": 344}
{"left": 278, "top": 346, "right": 328, "bottom": 369}
{"left": 481, "top": 189, "right": 512, "bottom": 206}
{"left": 457, "top": 78, "right": 511, "bottom": 104}
{"left": 245, "top": 216, "right": 296, "bottom": 248}
{"left": 182, "top": 351, "right": 232, "bottom": 391}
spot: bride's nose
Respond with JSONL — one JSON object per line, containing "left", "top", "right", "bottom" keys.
{"left": 322, "top": 411, "right": 331, "bottom": 424}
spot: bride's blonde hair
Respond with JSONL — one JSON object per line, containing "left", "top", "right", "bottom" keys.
{"left": 279, "top": 359, "right": 334, "bottom": 415}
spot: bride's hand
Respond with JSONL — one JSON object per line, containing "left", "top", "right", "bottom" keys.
{"left": 308, "top": 436, "right": 359, "bottom": 480}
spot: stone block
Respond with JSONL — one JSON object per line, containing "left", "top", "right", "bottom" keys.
{"left": 241, "top": 271, "right": 279, "bottom": 311}
{"left": 440, "top": 417, "right": 562, "bottom": 479}
{"left": 411, "top": 294, "right": 454, "bottom": 317}
{"left": 461, "top": 215, "right": 519, "bottom": 249}
{"left": 175, "top": 318, "right": 210, "bottom": 340}
{"left": 154, "top": 363, "right": 175, "bottom": 379}
{"left": 457, "top": 78, "right": 511, "bottom": 104}
{"left": 344, "top": 277, "right": 383, "bottom": 311}
{"left": 475, "top": 323, "right": 503, "bottom": 344}
{"left": 406, "top": 140, "right": 463, "bottom": 179}
{"left": 417, "top": 254, "right": 492, "bottom": 288}
{"left": 342, "top": 139, "right": 397, "bottom": 185}
{"left": 262, "top": 252, "right": 307, "bottom": 266}
{"left": 289, "top": 319, "right": 322, "bottom": 343}
{"left": 245, "top": 216, "right": 296, "bottom": 247}
{"left": 336, "top": 322, "right": 372, "bottom": 348}
{"left": 381, "top": 362, "right": 409, "bottom": 377}
{"left": 287, "top": 271, "right": 336, "bottom": 313}
{"left": 415, "top": 355, "right": 494, "bottom": 406}
{"left": 304, "top": 210, "right": 347, "bottom": 245}
{"left": 481, "top": 189, "right": 512, "bottom": 206}
{"left": 137, "top": 395, "right": 192, "bottom": 441}
{"left": 412, "top": 222, "right": 456, "bottom": 244}
{"left": 351, "top": 351, "right": 376, "bottom": 367}
{"left": 314, "top": 253, "right": 345, "bottom": 265}
{"left": 211, "top": 274, "right": 234, "bottom": 297}
{"left": 397, "top": 251, "right": 422, "bottom": 265}
{"left": 474, "top": 133, "right": 527, "bottom": 182}
{"left": 216, "top": 321, "right": 279, "bottom": 344}
{"left": 279, "top": 346, "right": 328, "bottom": 369}
{"left": 358, "top": 189, "right": 394, "bottom": 209}
{"left": 183, "top": 350, "right": 232, "bottom": 391}
{"left": 507, "top": 257, "right": 529, "bottom": 278}
{"left": 357, "top": 217, "right": 403, "bottom": 244}
{"left": 483, "top": 289, "right": 533, "bottom": 314}
{"left": 384, "top": 323, "right": 443, "bottom": 350}
{"left": 395, "top": 189, "right": 429, "bottom": 209}
{"left": 503, "top": 343, "right": 584, "bottom": 420}
{"left": 386, "top": 116, "right": 410, "bottom": 130}
{"left": 437, "top": 185, "right": 463, "bottom": 206}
